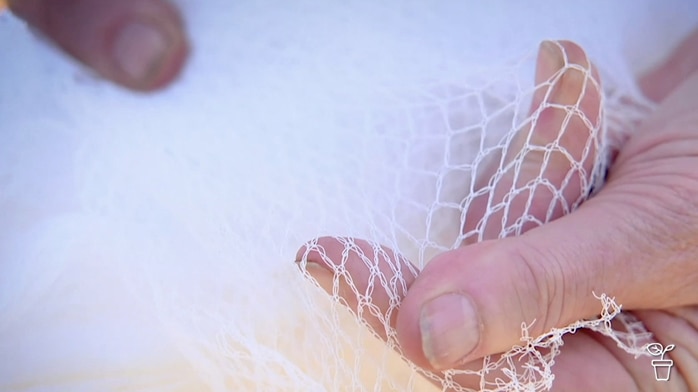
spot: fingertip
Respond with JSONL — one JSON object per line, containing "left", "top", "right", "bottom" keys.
{"left": 110, "top": 15, "right": 190, "bottom": 91}
{"left": 528, "top": 40, "right": 602, "bottom": 169}
{"left": 557, "top": 40, "right": 592, "bottom": 69}
{"left": 531, "top": 40, "right": 600, "bottom": 108}
{"left": 294, "top": 236, "right": 343, "bottom": 270}
{"left": 296, "top": 237, "right": 422, "bottom": 341}
{"left": 534, "top": 40, "right": 565, "bottom": 92}
{"left": 98, "top": 0, "right": 190, "bottom": 92}
{"left": 294, "top": 237, "right": 337, "bottom": 288}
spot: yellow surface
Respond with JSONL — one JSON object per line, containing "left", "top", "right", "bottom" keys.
{"left": 0, "top": 0, "right": 7, "bottom": 12}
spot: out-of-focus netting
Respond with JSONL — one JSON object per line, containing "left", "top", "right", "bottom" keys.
{"left": 1, "top": 1, "right": 697, "bottom": 391}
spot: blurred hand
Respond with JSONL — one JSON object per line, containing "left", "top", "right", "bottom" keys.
{"left": 9, "top": 0, "right": 189, "bottom": 91}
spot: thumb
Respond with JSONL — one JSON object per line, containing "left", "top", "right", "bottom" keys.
{"left": 396, "top": 67, "right": 698, "bottom": 372}
{"left": 9, "top": 0, "right": 189, "bottom": 91}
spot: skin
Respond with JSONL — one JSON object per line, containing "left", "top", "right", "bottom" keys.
{"left": 299, "top": 31, "right": 698, "bottom": 391}
{"left": 8, "top": 0, "right": 189, "bottom": 91}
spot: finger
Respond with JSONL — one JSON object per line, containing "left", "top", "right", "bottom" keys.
{"left": 9, "top": 0, "right": 189, "bottom": 91}
{"left": 295, "top": 237, "right": 419, "bottom": 341}
{"left": 639, "top": 28, "right": 698, "bottom": 103}
{"left": 463, "top": 40, "right": 602, "bottom": 244}
{"left": 549, "top": 331, "right": 643, "bottom": 391}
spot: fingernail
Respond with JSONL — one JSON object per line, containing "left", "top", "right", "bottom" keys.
{"left": 534, "top": 41, "right": 587, "bottom": 134}
{"left": 420, "top": 293, "right": 480, "bottom": 369}
{"left": 547, "top": 41, "right": 591, "bottom": 106}
{"left": 529, "top": 40, "right": 566, "bottom": 116}
{"left": 302, "top": 261, "right": 336, "bottom": 294}
{"left": 556, "top": 65, "right": 587, "bottom": 107}
{"left": 536, "top": 40, "right": 565, "bottom": 84}
{"left": 112, "top": 19, "right": 172, "bottom": 84}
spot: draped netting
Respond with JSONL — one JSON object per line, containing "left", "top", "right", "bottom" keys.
{"left": 1, "top": 1, "right": 697, "bottom": 391}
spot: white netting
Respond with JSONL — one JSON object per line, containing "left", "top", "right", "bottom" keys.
{"left": 1, "top": 1, "right": 697, "bottom": 391}
{"left": 291, "top": 39, "right": 654, "bottom": 391}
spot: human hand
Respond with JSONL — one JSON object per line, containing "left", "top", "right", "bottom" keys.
{"left": 297, "top": 31, "right": 698, "bottom": 391}
{"left": 8, "top": 0, "right": 189, "bottom": 91}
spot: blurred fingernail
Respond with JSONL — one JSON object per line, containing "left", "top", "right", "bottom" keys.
{"left": 112, "top": 19, "right": 171, "bottom": 84}
{"left": 420, "top": 293, "right": 480, "bottom": 369}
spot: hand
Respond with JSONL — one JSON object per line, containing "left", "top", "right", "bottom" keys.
{"left": 8, "top": 0, "right": 189, "bottom": 91}
{"left": 297, "top": 31, "right": 698, "bottom": 391}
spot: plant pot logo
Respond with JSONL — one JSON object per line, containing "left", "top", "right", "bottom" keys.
{"left": 646, "top": 342, "right": 675, "bottom": 381}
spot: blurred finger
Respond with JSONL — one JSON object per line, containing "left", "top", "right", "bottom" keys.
{"left": 9, "top": 0, "right": 189, "bottom": 91}
{"left": 639, "top": 28, "right": 698, "bottom": 103}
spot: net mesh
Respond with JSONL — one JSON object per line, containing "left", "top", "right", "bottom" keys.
{"left": 1, "top": 2, "right": 696, "bottom": 391}
{"left": 292, "top": 40, "right": 653, "bottom": 391}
